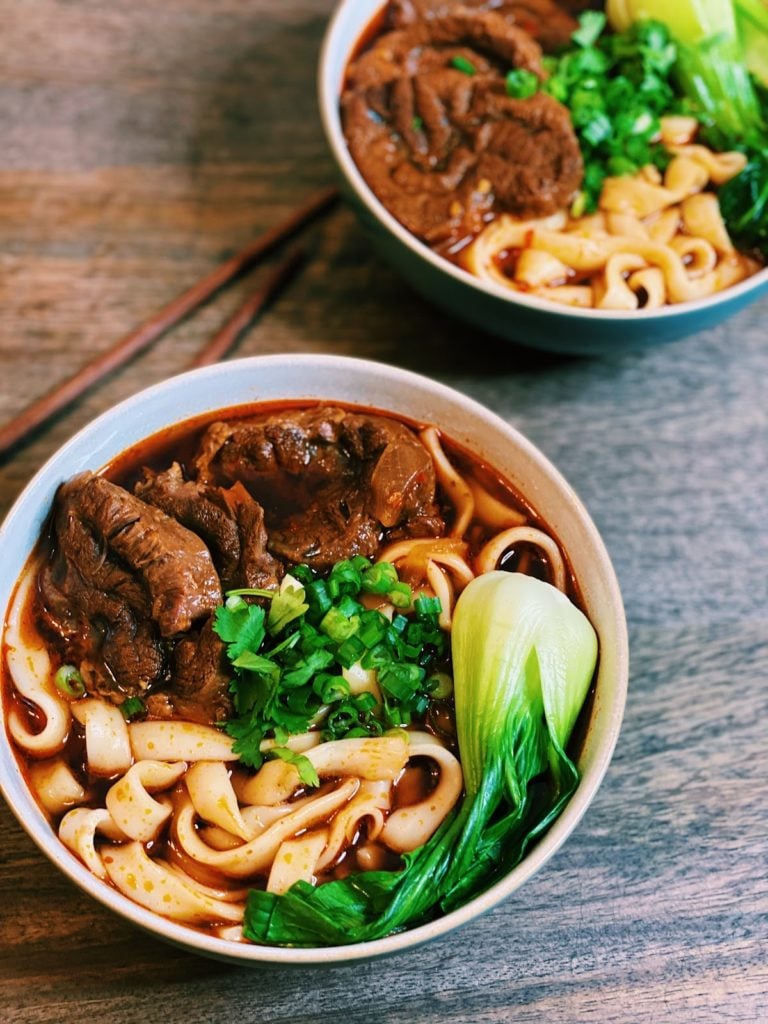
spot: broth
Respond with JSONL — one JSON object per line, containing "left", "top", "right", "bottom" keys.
{"left": 2, "top": 399, "right": 591, "bottom": 944}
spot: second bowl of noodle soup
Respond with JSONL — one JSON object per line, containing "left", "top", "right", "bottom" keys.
{"left": 319, "top": 0, "right": 768, "bottom": 354}
{"left": 0, "top": 354, "right": 628, "bottom": 964}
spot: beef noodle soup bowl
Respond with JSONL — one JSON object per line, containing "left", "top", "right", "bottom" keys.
{"left": 0, "top": 355, "right": 627, "bottom": 965}
{"left": 319, "top": 1, "right": 768, "bottom": 354}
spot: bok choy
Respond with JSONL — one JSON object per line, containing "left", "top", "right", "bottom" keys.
{"left": 607, "top": 0, "right": 766, "bottom": 137}
{"left": 242, "top": 572, "right": 597, "bottom": 946}
{"left": 606, "top": 0, "right": 768, "bottom": 255}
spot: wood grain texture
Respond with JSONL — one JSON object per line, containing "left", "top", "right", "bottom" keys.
{"left": 1, "top": 2, "right": 767, "bottom": 1022}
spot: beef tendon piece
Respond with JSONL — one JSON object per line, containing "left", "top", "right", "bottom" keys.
{"left": 194, "top": 406, "right": 443, "bottom": 572}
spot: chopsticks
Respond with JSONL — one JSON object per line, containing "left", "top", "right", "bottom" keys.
{"left": 189, "top": 247, "right": 306, "bottom": 369}
{"left": 0, "top": 185, "right": 338, "bottom": 460}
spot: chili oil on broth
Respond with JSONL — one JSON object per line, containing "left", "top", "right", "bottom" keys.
{"left": 1, "top": 399, "right": 589, "bottom": 942}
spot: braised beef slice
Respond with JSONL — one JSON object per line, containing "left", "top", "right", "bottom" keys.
{"left": 135, "top": 463, "right": 240, "bottom": 581}
{"left": 349, "top": 11, "right": 543, "bottom": 92}
{"left": 231, "top": 484, "right": 285, "bottom": 588}
{"left": 37, "top": 481, "right": 166, "bottom": 700}
{"left": 386, "top": 0, "right": 578, "bottom": 54}
{"left": 38, "top": 562, "right": 164, "bottom": 701}
{"left": 70, "top": 472, "right": 222, "bottom": 636}
{"left": 342, "top": 4, "right": 582, "bottom": 243}
{"left": 171, "top": 617, "right": 233, "bottom": 724}
{"left": 36, "top": 472, "right": 223, "bottom": 705}
{"left": 194, "top": 407, "right": 442, "bottom": 571}
{"left": 474, "top": 91, "right": 583, "bottom": 217}
{"left": 273, "top": 483, "right": 382, "bottom": 567}
{"left": 135, "top": 463, "right": 282, "bottom": 590}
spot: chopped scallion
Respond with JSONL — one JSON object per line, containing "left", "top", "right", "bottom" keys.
{"left": 451, "top": 55, "right": 477, "bottom": 75}
{"left": 119, "top": 696, "right": 146, "bottom": 721}
{"left": 54, "top": 664, "right": 85, "bottom": 698}
{"left": 213, "top": 557, "right": 445, "bottom": 765}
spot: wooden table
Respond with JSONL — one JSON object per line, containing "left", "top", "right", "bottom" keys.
{"left": 1, "top": 2, "right": 766, "bottom": 1021}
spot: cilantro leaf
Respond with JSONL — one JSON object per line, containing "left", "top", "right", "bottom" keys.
{"left": 213, "top": 602, "right": 266, "bottom": 661}
{"left": 268, "top": 746, "right": 320, "bottom": 788}
{"left": 224, "top": 716, "right": 266, "bottom": 769}
{"left": 267, "top": 577, "right": 309, "bottom": 634}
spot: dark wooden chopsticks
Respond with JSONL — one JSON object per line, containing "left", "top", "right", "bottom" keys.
{"left": 188, "top": 248, "right": 306, "bottom": 369}
{"left": 0, "top": 185, "right": 339, "bottom": 460}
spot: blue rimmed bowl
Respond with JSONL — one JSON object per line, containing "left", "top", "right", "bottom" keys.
{"left": 318, "top": 0, "right": 768, "bottom": 355}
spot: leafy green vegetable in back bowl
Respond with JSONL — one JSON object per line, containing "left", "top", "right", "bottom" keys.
{"left": 604, "top": 0, "right": 768, "bottom": 255}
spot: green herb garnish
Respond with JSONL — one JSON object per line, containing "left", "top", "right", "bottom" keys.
{"left": 213, "top": 559, "right": 446, "bottom": 772}
{"left": 268, "top": 745, "right": 320, "bottom": 789}
{"left": 451, "top": 54, "right": 477, "bottom": 76}
{"left": 119, "top": 696, "right": 146, "bottom": 721}
{"left": 53, "top": 664, "right": 85, "bottom": 698}
{"left": 505, "top": 68, "right": 540, "bottom": 99}
{"left": 534, "top": 14, "right": 679, "bottom": 211}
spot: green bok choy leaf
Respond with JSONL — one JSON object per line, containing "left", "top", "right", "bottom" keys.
{"left": 736, "top": 0, "right": 768, "bottom": 84}
{"left": 606, "top": 0, "right": 766, "bottom": 139}
{"left": 242, "top": 572, "right": 597, "bottom": 946}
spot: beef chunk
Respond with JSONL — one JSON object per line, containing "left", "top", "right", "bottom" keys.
{"left": 356, "top": 414, "right": 439, "bottom": 527}
{"left": 272, "top": 482, "right": 382, "bottom": 566}
{"left": 58, "top": 472, "right": 222, "bottom": 636}
{"left": 171, "top": 618, "right": 233, "bottom": 724}
{"left": 39, "top": 557, "right": 164, "bottom": 701}
{"left": 135, "top": 462, "right": 242, "bottom": 584}
{"left": 386, "top": 0, "right": 578, "bottom": 54}
{"left": 136, "top": 464, "right": 282, "bottom": 590}
{"left": 474, "top": 91, "right": 583, "bottom": 217}
{"left": 194, "top": 407, "right": 442, "bottom": 571}
{"left": 229, "top": 482, "right": 285, "bottom": 588}
{"left": 350, "top": 10, "right": 544, "bottom": 92}
{"left": 342, "top": 4, "right": 583, "bottom": 244}
{"left": 36, "top": 472, "right": 223, "bottom": 701}
{"left": 37, "top": 482, "right": 166, "bottom": 699}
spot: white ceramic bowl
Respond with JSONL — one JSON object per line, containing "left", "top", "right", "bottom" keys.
{"left": 318, "top": 0, "right": 768, "bottom": 355}
{"left": 0, "top": 354, "right": 628, "bottom": 964}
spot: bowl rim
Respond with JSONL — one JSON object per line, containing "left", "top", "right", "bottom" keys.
{"left": 317, "top": 0, "right": 768, "bottom": 322}
{"left": 0, "top": 353, "right": 629, "bottom": 965}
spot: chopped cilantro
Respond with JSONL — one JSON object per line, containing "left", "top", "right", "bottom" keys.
{"left": 268, "top": 746, "right": 320, "bottom": 788}
{"left": 212, "top": 557, "right": 447, "bottom": 774}
{"left": 570, "top": 9, "right": 606, "bottom": 49}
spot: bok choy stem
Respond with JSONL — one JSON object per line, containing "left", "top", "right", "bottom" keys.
{"left": 242, "top": 572, "right": 598, "bottom": 947}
